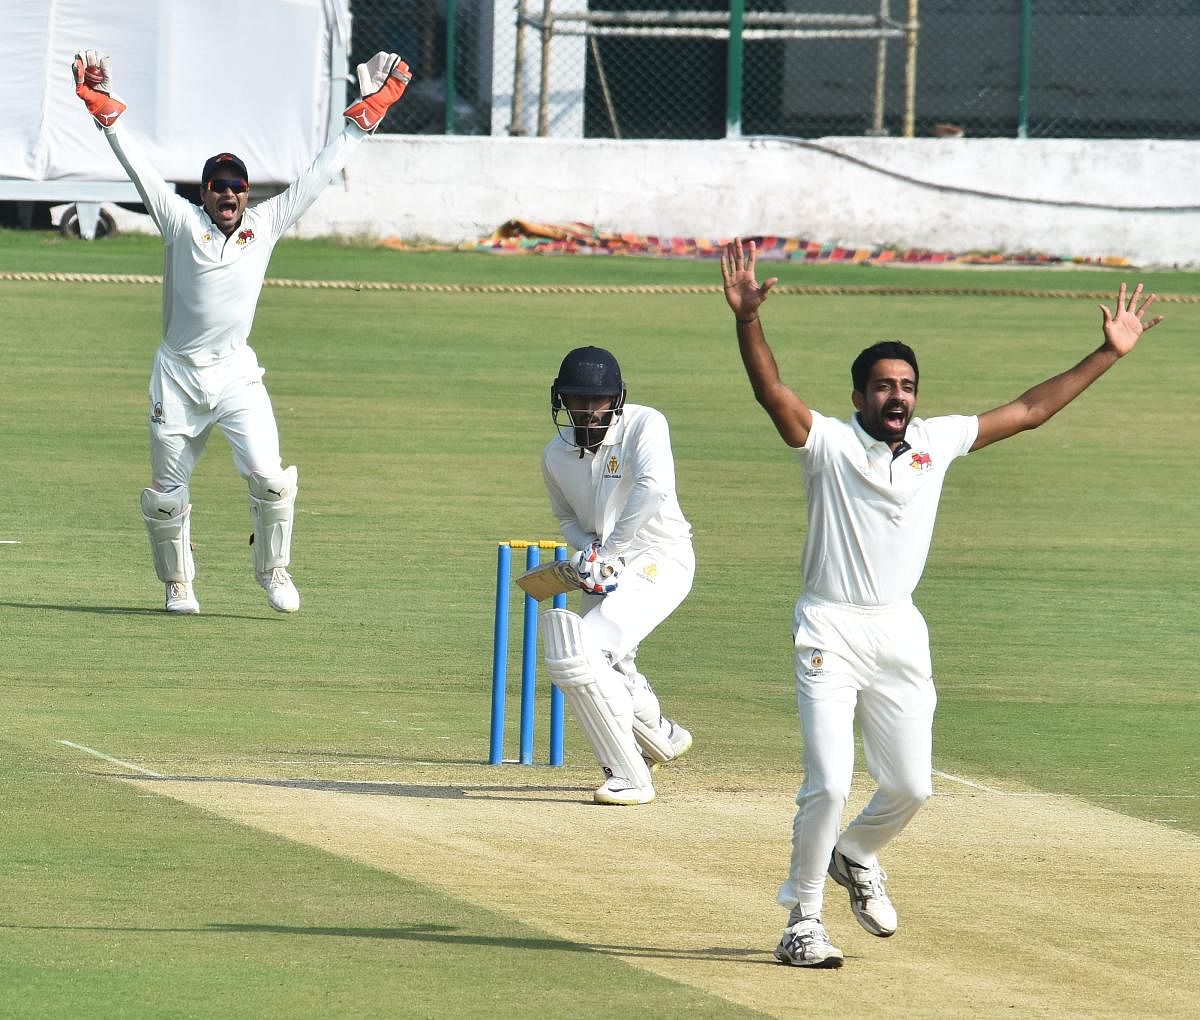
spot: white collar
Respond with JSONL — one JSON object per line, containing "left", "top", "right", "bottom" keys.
{"left": 852, "top": 412, "right": 913, "bottom": 461}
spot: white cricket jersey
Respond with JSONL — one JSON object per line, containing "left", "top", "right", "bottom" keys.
{"left": 103, "top": 122, "right": 366, "bottom": 367}
{"left": 796, "top": 410, "right": 979, "bottom": 607}
{"left": 541, "top": 403, "right": 693, "bottom": 560}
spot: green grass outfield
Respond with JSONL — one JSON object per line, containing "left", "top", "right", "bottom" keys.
{"left": 1, "top": 230, "right": 1197, "bottom": 1016}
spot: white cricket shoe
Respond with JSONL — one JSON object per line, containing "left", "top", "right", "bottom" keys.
{"left": 594, "top": 774, "right": 656, "bottom": 806}
{"left": 774, "top": 914, "right": 844, "bottom": 969}
{"left": 258, "top": 567, "right": 300, "bottom": 613}
{"left": 828, "top": 848, "right": 898, "bottom": 937}
{"left": 165, "top": 581, "right": 199, "bottom": 615}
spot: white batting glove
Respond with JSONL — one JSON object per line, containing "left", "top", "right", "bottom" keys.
{"left": 71, "top": 50, "right": 126, "bottom": 127}
{"left": 343, "top": 51, "right": 412, "bottom": 131}
{"left": 572, "top": 543, "right": 624, "bottom": 595}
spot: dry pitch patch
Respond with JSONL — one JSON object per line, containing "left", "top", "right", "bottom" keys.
{"left": 108, "top": 761, "right": 1200, "bottom": 1019}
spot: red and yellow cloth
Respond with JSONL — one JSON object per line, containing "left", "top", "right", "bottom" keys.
{"left": 421, "top": 218, "right": 1129, "bottom": 267}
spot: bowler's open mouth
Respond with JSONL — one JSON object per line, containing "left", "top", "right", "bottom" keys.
{"left": 883, "top": 405, "right": 907, "bottom": 428}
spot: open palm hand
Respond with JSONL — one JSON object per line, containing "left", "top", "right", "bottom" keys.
{"left": 721, "top": 238, "right": 777, "bottom": 321}
{"left": 1101, "top": 282, "right": 1162, "bottom": 357}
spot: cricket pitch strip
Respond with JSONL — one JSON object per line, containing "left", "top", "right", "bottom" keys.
{"left": 119, "top": 765, "right": 1200, "bottom": 1018}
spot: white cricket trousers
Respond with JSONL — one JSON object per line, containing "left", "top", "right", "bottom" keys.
{"left": 578, "top": 542, "right": 695, "bottom": 692}
{"left": 148, "top": 344, "right": 284, "bottom": 489}
{"left": 777, "top": 593, "right": 937, "bottom": 915}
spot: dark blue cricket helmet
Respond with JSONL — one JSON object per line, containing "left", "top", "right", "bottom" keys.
{"left": 550, "top": 347, "right": 626, "bottom": 447}
{"left": 551, "top": 346, "right": 626, "bottom": 411}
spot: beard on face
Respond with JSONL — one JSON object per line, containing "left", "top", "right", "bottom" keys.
{"left": 861, "top": 400, "right": 910, "bottom": 442}
{"left": 571, "top": 409, "right": 613, "bottom": 448}
{"left": 882, "top": 401, "right": 909, "bottom": 428}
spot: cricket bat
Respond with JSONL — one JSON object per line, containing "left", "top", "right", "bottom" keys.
{"left": 515, "top": 559, "right": 580, "bottom": 600}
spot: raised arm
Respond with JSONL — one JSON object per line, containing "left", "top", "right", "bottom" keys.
{"left": 721, "top": 238, "right": 813, "bottom": 448}
{"left": 71, "top": 50, "right": 125, "bottom": 127}
{"left": 260, "top": 52, "right": 412, "bottom": 235}
{"left": 71, "top": 50, "right": 188, "bottom": 235}
{"left": 972, "top": 282, "right": 1163, "bottom": 452}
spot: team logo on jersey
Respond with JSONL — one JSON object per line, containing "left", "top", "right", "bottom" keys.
{"left": 236, "top": 228, "right": 255, "bottom": 247}
{"left": 605, "top": 454, "right": 621, "bottom": 478}
{"left": 909, "top": 451, "right": 933, "bottom": 472}
{"left": 198, "top": 231, "right": 212, "bottom": 243}
{"left": 150, "top": 400, "right": 165, "bottom": 424}
{"left": 637, "top": 561, "right": 658, "bottom": 584}
{"left": 802, "top": 648, "right": 826, "bottom": 679}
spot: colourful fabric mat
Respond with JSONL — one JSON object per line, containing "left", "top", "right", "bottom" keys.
{"left": 450, "top": 219, "right": 1129, "bottom": 267}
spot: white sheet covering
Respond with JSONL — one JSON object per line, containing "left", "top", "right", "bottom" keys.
{"left": 2, "top": 0, "right": 349, "bottom": 186}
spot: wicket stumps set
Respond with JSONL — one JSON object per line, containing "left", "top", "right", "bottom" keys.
{"left": 489, "top": 540, "right": 569, "bottom": 766}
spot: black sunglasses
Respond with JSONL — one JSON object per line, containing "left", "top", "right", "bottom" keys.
{"left": 206, "top": 177, "right": 249, "bottom": 194}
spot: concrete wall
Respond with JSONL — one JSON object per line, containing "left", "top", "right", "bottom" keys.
{"left": 297, "top": 135, "right": 1198, "bottom": 268}
{"left": 106, "top": 136, "right": 1200, "bottom": 268}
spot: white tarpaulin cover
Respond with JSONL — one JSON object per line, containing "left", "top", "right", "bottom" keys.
{"left": 3, "top": 0, "right": 350, "bottom": 186}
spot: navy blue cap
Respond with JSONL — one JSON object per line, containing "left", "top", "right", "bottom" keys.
{"left": 201, "top": 151, "right": 249, "bottom": 184}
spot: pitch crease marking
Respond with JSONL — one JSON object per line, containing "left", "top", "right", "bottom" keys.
{"left": 58, "top": 739, "right": 165, "bottom": 778}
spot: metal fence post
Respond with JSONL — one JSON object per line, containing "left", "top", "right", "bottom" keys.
{"left": 903, "top": 0, "right": 920, "bottom": 138}
{"left": 444, "top": 0, "right": 457, "bottom": 134}
{"left": 509, "top": 1, "right": 527, "bottom": 135}
{"left": 725, "top": 0, "right": 745, "bottom": 138}
{"left": 1017, "top": 0, "right": 1033, "bottom": 139}
{"left": 870, "top": 0, "right": 891, "bottom": 135}
{"left": 537, "top": 0, "right": 554, "bottom": 136}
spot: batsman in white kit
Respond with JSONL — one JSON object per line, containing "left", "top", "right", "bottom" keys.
{"left": 537, "top": 347, "right": 695, "bottom": 806}
{"left": 721, "top": 239, "right": 1163, "bottom": 968}
{"left": 70, "top": 48, "right": 412, "bottom": 614}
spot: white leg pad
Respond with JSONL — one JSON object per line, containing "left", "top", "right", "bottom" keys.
{"left": 248, "top": 466, "right": 298, "bottom": 572}
{"left": 633, "top": 719, "right": 676, "bottom": 765}
{"left": 540, "top": 609, "right": 654, "bottom": 790}
{"left": 627, "top": 671, "right": 689, "bottom": 764}
{"left": 140, "top": 486, "right": 194, "bottom": 583}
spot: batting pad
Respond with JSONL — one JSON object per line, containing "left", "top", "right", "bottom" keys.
{"left": 248, "top": 466, "right": 298, "bottom": 572}
{"left": 611, "top": 664, "right": 677, "bottom": 764}
{"left": 540, "top": 609, "right": 654, "bottom": 789}
{"left": 632, "top": 704, "right": 677, "bottom": 765}
{"left": 140, "top": 486, "right": 195, "bottom": 583}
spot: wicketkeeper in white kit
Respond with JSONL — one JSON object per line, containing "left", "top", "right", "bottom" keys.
{"left": 537, "top": 347, "right": 694, "bottom": 805}
{"left": 70, "top": 48, "right": 412, "bottom": 614}
{"left": 721, "top": 238, "right": 1163, "bottom": 968}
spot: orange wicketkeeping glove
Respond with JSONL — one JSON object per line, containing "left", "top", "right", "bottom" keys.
{"left": 343, "top": 52, "right": 412, "bottom": 131}
{"left": 72, "top": 50, "right": 126, "bottom": 127}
